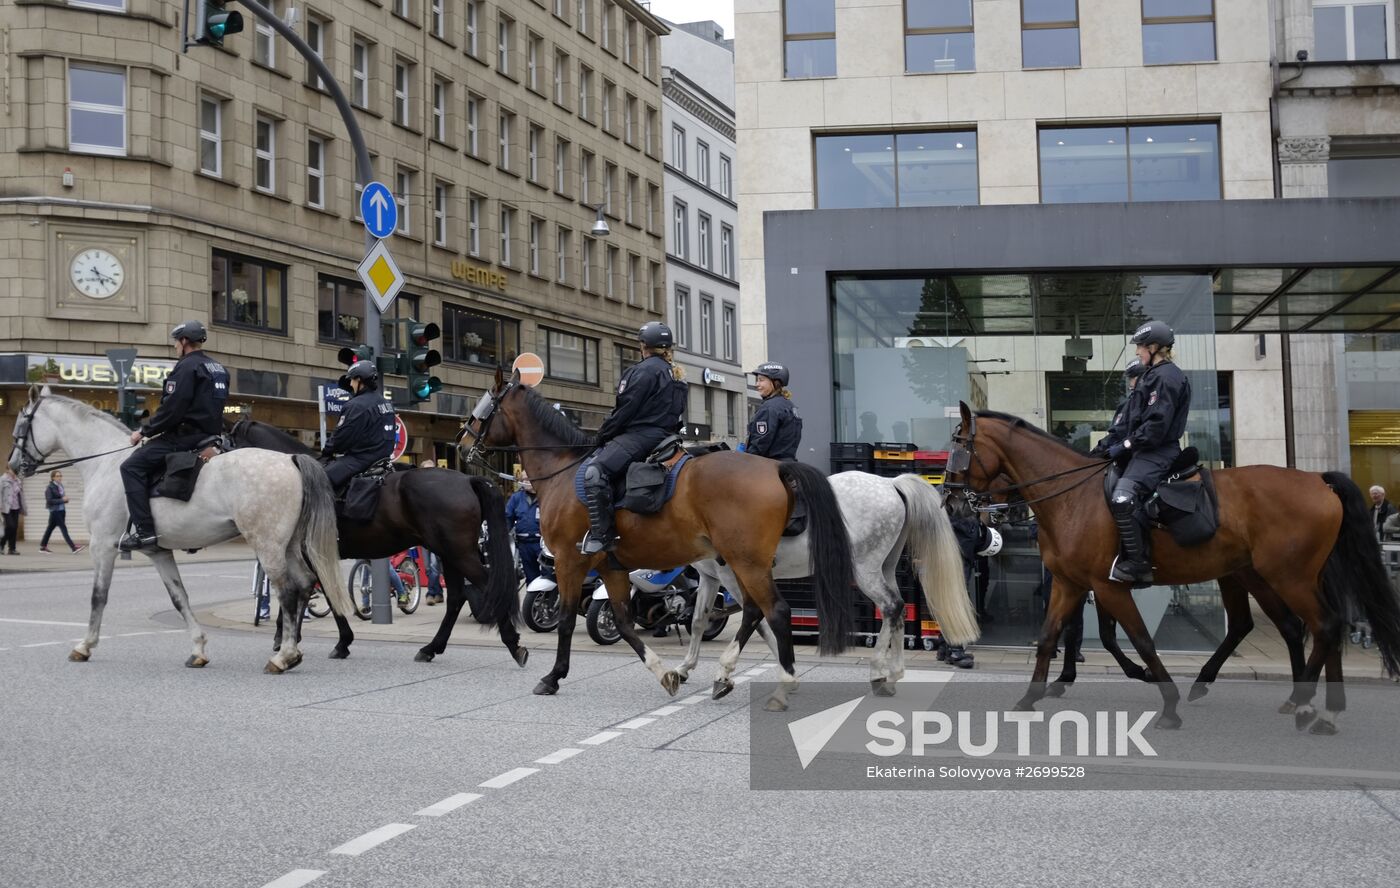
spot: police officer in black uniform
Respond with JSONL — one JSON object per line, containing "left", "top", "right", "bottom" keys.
{"left": 1089, "top": 357, "right": 1147, "bottom": 461}
{"left": 580, "top": 321, "right": 687, "bottom": 555}
{"left": 118, "top": 320, "right": 230, "bottom": 552}
{"left": 744, "top": 362, "right": 803, "bottom": 461}
{"left": 322, "top": 361, "right": 397, "bottom": 492}
{"left": 1103, "top": 321, "right": 1192, "bottom": 584}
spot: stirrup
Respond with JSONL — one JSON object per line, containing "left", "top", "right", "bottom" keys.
{"left": 578, "top": 530, "right": 616, "bottom": 555}
{"left": 1109, "top": 555, "right": 1153, "bottom": 588}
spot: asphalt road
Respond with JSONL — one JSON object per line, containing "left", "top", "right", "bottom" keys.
{"left": 4, "top": 562, "right": 1400, "bottom": 888}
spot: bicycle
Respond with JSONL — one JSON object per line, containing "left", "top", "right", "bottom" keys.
{"left": 348, "top": 550, "right": 424, "bottom": 620}
{"left": 253, "top": 561, "right": 330, "bottom": 623}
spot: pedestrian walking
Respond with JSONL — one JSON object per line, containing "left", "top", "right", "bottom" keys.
{"left": 0, "top": 466, "right": 26, "bottom": 555}
{"left": 39, "top": 470, "right": 85, "bottom": 554}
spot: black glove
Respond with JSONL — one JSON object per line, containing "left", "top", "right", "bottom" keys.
{"left": 320, "top": 445, "right": 334, "bottom": 460}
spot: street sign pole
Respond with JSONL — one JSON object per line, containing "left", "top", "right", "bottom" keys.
{"left": 106, "top": 348, "right": 138, "bottom": 428}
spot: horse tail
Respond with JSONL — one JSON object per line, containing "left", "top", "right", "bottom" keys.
{"left": 892, "top": 474, "right": 981, "bottom": 646}
{"left": 1322, "top": 471, "right": 1400, "bottom": 676}
{"left": 468, "top": 475, "right": 520, "bottom": 634}
{"left": 780, "top": 461, "right": 854, "bottom": 656}
{"left": 291, "top": 454, "right": 353, "bottom": 619}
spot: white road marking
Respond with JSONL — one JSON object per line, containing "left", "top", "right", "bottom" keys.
{"left": 535, "top": 748, "right": 584, "bottom": 765}
{"left": 414, "top": 793, "right": 482, "bottom": 817}
{"left": 678, "top": 694, "right": 708, "bottom": 705}
{"left": 579, "top": 730, "right": 623, "bottom": 746}
{"left": 260, "top": 869, "right": 326, "bottom": 888}
{"left": 753, "top": 663, "right": 776, "bottom": 669}
{"left": 742, "top": 668, "right": 767, "bottom": 677}
{"left": 0, "top": 618, "right": 88, "bottom": 627}
{"left": 478, "top": 767, "right": 539, "bottom": 789}
{"left": 648, "top": 705, "right": 683, "bottom": 717}
{"left": 615, "top": 717, "right": 655, "bottom": 730}
{"left": 21, "top": 642, "right": 65, "bottom": 648}
{"left": 328, "top": 823, "right": 416, "bottom": 856}
{"left": 733, "top": 675, "right": 753, "bottom": 684}
{"left": 115, "top": 631, "right": 156, "bottom": 637}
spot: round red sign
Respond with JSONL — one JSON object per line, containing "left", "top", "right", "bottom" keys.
{"left": 513, "top": 352, "right": 545, "bottom": 387}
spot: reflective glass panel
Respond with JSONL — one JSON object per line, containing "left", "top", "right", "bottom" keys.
{"left": 906, "top": 32, "right": 975, "bottom": 72}
{"left": 1039, "top": 127, "right": 1128, "bottom": 203}
{"left": 895, "top": 131, "right": 978, "bottom": 206}
{"left": 815, "top": 133, "right": 896, "bottom": 208}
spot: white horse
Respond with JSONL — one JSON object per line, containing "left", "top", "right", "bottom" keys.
{"left": 8, "top": 388, "right": 353, "bottom": 673}
{"left": 678, "top": 472, "right": 978, "bottom": 696}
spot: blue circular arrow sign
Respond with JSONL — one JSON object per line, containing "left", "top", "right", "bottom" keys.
{"left": 360, "top": 181, "right": 397, "bottom": 240}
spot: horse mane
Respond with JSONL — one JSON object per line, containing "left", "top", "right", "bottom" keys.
{"left": 520, "top": 386, "right": 593, "bottom": 447}
{"left": 45, "top": 395, "right": 134, "bottom": 434}
{"left": 975, "top": 410, "right": 1095, "bottom": 459}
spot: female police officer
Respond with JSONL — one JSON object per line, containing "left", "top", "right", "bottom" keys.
{"left": 1103, "top": 321, "right": 1191, "bottom": 585}
{"left": 580, "top": 321, "right": 687, "bottom": 555}
{"left": 1089, "top": 357, "right": 1146, "bottom": 461}
{"left": 744, "top": 362, "right": 802, "bottom": 461}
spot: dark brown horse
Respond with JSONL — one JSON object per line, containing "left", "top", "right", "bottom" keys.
{"left": 228, "top": 419, "right": 526, "bottom": 666}
{"left": 947, "top": 403, "right": 1400, "bottom": 733}
{"left": 462, "top": 369, "right": 855, "bottom": 710}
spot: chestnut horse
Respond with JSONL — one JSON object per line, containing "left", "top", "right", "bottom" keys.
{"left": 947, "top": 403, "right": 1400, "bottom": 733}
{"left": 462, "top": 370, "right": 856, "bottom": 710}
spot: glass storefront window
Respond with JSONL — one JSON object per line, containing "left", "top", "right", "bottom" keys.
{"left": 1040, "top": 123, "right": 1220, "bottom": 204}
{"left": 442, "top": 304, "right": 520, "bottom": 367}
{"left": 816, "top": 130, "right": 978, "bottom": 209}
{"left": 543, "top": 327, "right": 599, "bottom": 384}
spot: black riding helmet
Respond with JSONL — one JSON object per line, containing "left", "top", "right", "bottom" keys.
{"left": 1130, "top": 320, "right": 1175, "bottom": 349}
{"left": 749, "top": 361, "right": 789, "bottom": 388}
{"left": 339, "top": 360, "right": 379, "bottom": 391}
{"left": 171, "top": 319, "right": 208, "bottom": 343}
{"left": 1124, "top": 358, "right": 1147, "bottom": 379}
{"left": 638, "top": 321, "right": 674, "bottom": 349}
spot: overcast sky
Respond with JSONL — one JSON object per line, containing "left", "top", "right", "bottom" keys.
{"left": 647, "top": 0, "right": 735, "bottom": 39}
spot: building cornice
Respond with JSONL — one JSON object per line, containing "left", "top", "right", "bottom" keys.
{"left": 662, "top": 75, "right": 736, "bottom": 142}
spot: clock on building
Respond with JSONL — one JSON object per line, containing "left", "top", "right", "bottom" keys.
{"left": 69, "top": 248, "right": 125, "bottom": 300}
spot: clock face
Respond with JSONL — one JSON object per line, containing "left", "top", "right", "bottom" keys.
{"left": 70, "top": 248, "right": 125, "bottom": 300}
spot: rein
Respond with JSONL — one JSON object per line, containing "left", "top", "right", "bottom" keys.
{"left": 456, "top": 382, "right": 594, "bottom": 484}
{"left": 947, "top": 413, "right": 1111, "bottom": 516}
{"left": 11, "top": 394, "right": 137, "bottom": 474}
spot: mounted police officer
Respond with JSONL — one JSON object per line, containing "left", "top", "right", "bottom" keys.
{"left": 580, "top": 321, "right": 687, "bottom": 555}
{"left": 743, "top": 362, "right": 802, "bottom": 461}
{"left": 321, "top": 360, "right": 397, "bottom": 493}
{"left": 118, "top": 320, "right": 229, "bottom": 552}
{"left": 1089, "top": 357, "right": 1147, "bottom": 461}
{"left": 1103, "top": 321, "right": 1192, "bottom": 585}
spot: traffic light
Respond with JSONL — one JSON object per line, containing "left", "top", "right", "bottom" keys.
{"left": 195, "top": 0, "right": 244, "bottom": 47}
{"left": 337, "top": 344, "right": 374, "bottom": 367}
{"left": 406, "top": 322, "right": 442, "bottom": 404}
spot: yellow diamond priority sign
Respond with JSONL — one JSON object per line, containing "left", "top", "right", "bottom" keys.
{"left": 356, "top": 239, "right": 406, "bottom": 314}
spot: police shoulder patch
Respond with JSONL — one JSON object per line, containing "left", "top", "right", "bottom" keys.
{"left": 756, "top": 421, "right": 768, "bottom": 435}
{"left": 164, "top": 380, "right": 176, "bottom": 394}
{"left": 618, "top": 379, "right": 628, "bottom": 394}
{"left": 1148, "top": 389, "right": 1159, "bottom": 406}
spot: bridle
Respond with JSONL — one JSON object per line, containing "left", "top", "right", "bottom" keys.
{"left": 9, "top": 394, "right": 135, "bottom": 477}
{"left": 945, "top": 412, "right": 1110, "bottom": 520}
{"left": 454, "top": 379, "right": 594, "bottom": 484}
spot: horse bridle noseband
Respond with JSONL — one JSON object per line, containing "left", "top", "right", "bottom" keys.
{"left": 945, "top": 413, "right": 1110, "bottom": 519}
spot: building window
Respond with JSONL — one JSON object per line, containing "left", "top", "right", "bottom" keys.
{"left": 557, "top": 227, "right": 572, "bottom": 282}
{"left": 603, "top": 162, "right": 616, "bottom": 214}
{"left": 306, "top": 135, "right": 326, "bottom": 208}
{"left": 254, "top": 116, "right": 276, "bottom": 193}
{"left": 1313, "top": 0, "right": 1395, "bottom": 60}
{"left": 580, "top": 150, "right": 594, "bottom": 204}
{"left": 213, "top": 251, "right": 287, "bottom": 333}
{"left": 815, "top": 130, "right": 979, "bottom": 208}
{"left": 395, "top": 168, "right": 413, "bottom": 235}
{"left": 393, "top": 0, "right": 410, "bottom": 19}
{"left": 622, "top": 14, "right": 635, "bottom": 64}
{"left": 543, "top": 328, "right": 600, "bottom": 384}
{"left": 672, "top": 125, "right": 686, "bottom": 172}
{"left": 722, "top": 303, "right": 736, "bottom": 361}
{"left": 649, "top": 261, "right": 662, "bottom": 312}
{"left": 433, "top": 181, "right": 449, "bottom": 246}
{"left": 696, "top": 141, "right": 710, "bottom": 186}
{"left": 499, "top": 111, "right": 514, "bottom": 170}
{"left": 627, "top": 253, "right": 640, "bottom": 303}
{"left": 352, "top": 39, "right": 371, "bottom": 108}
{"left": 645, "top": 106, "right": 658, "bottom": 155}
{"left": 466, "top": 94, "right": 481, "bottom": 155}
{"left": 499, "top": 206, "right": 516, "bottom": 266}
{"left": 625, "top": 173, "right": 638, "bottom": 224}
{"left": 578, "top": 0, "right": 590, "bottom": 35}
{"left": 700, "top": 295, "right": 715, "bottom": 355}
{"left": 602, "top": 1, "right": 614, "bottom": 50}
{"left": 605, "top": 245, "right": 618, "bottom": 297}
{"left": 554, "top": 0, "right": 567, "bottom": 21}
{"left": 466, "top": 0, "right": 479, "bottom": 57}
{"left": 468, "top": 194, "right": 483, "bottom": 255}
{"left": 719, "top": 154, "right": 733, "bottom": 197}
{"left": 527, "top": 33, "right": 542, "bottom": 91}
{"left": 1142, "top": 0, "right": 1216, "bottom": 64}
{"left": 498, "top": 16, "right": 514, "bottom": 76}
{"left": 556, "top": 138, "right": 570, "bottom": 193}
{"left": 393, "top": 59, "right": 412, "bottom": 126}
{"left": 317, "top": 275, "right": 365, "bottom": 343}
{"left": 255, "top": 14, "right": 276, "bottom": 67}
{"left": 582, "top": 236, "right": 595, "bottom": 291}
{"left": 726, "top": 391, "right": 737, "bottom": 436}
{"left": 675, "top": 286, "right": 691, "bottom": 348}
{"left": 1327, "top": 148, "right": 1400, "bottom": 197}
{"left": 906, "top": 0, "right": 975, "bottom": 73}
{"left": 1023, "top": 0, "right": 1079, "bottom": 68}
{"left": 528, "top": 216, "right": 543, "bottom": 275}
{"left": 432, "top": 78, "right": 448, "bottom": 141}
{"left": 624, "top": 93, "right": 637, "bottom": 144}
{"left": 198, "top": 95, "right": 222, "bottom": 176}
{"left": 579, "top": 65, "right": 593, "bottom": 119}
{"left": 720, "top": 224, "right": 734, "bottom": 278}
{"left": 785, "top": 0, "right": 836, "bottom": 77}
{"left": 306, "top": 15, "right": 328, "bottom": 89}
{"left": 68, "top": 64, "right": 126, "bottom": 156}
{"left": 431, "top": 0, "right": 445, "bottom": 38}
{"left": 602, "top": 80, "right": 615, "bottom": 132}
{"left": 555, "top": 50, "right": 570, "bottom": 105}
{"left": 644, "top": 33, "right": 657, "bottom": 78}
{"left": 698, "top": 213, "right": 712, "bottom": 269}
{"left": 443, "top": 304, "right": 520, "bottom": 366}
{"left": 69, "top": 0, "right": 126, "bottom": 11}
{"left": 528, "top": 124, "right": 542, "bottom": 182}
{"left": 1039, "top": 122, "right": 1220, "bottom": 203}
{"left": 673, "top": 200, "right": 688, "bottom": 259}
{"left": 647, "top": 182, "right": 660, "bottom": 231}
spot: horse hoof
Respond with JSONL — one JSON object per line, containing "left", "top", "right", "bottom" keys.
{"left": 713, "top": 679, "right": 735, "bottom": 700}
{"left": 1310, "top": 718, "right": 1339, "bottom": 736}
{"left": 763, "top": 696, "right": 788, "bottom": 712}
{"left": 513, "top": 647, "right": 529, "bottom": 668}
{"left": 1295, "top": 706, "right": 1317, "bottom": 731}
{"left": 1045, "top": 682, "right": 1067, "bottom": 698}
{"left": 1187, "top": 682, "right": 1209, "bottom": 702}
{"left": 533, "top": 679, "right": 558, "bottom": 696}
{"left": 264, "top": 660, "right": 285, "bottom": 675}
{"left": 1125, "top": 666, "right": 1149, "bottom": 682}
{"left": 185, "top": 655, "right": 208, "bottom": 669}
{"left": 1278, "top": 700, "right": 1298, "bottom": 715}
{"left": 414, "top": 649, "right": 435, "bottom": 663}
{"left": 661, "top": 671, "right": 682, "bottom": 696}
{"left": 871, "top": 679, "right": 896, "bottom": 697}
{"left": 68, "top": 649, "right": 90, "bottom": 663}
{"left": 1156, "top": 713, "right": 1182, "bottom": 730}
{"left": 328, "top": 647, "right": 350, "bottom": 660}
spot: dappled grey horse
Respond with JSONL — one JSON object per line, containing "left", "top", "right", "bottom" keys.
{"left": 9, "top": 387, "right": 353, "bottom": 673}
{"left": 678, "top": 472, "right": 979, "bottom": 696}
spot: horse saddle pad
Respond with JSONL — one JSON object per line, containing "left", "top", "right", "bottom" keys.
{"left": 151, "top": 436, "right": 231, "bottom": 502}
{"left": 1103, "top": 448, "right": 1220, "bottom": 548}
{"left": 575, "top": 452, "right": 693, "bottom": 516}
{"left": 338, "top": 459, "right": 395, "bottom": 522}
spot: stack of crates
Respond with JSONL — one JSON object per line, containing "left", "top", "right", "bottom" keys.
{"left": 830, "top": 441, "right": 874, "bottom": 475}
{"left": 914, "top": 450, "right": 949, "bottom": 486}
{"left": 870, "top": 442, "right": 916, "bottom": 478}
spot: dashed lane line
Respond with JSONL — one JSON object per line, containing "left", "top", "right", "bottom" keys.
{"left": 0, "top": 618, "right": 89, "bottom": 626}
{"left": 414, "top": 793, "right": 482, "bottom": 817}
{"left": 328, "top": 823, "right": 416, "bottom": 857}
{"left": 259, "top": 869, "right": 326, "bottom": 888}
{"left": 535, "top": 748, "right": 584, "bottom": 765}
{"left": 20, "top": 641, "right": 66, "bottom": 648}
{"left": 678, "top": 694, "right": 708, "bottom": 705}
{"left": 478, "top": 767, "right": 539, "bottom": 789}
{"left": 615, "top": 716, "right": 655, "bottom": 730}
{"left": 579, "top": 730, "right": 624, "bottom": 746}
{"left": 648, "top": 705, "right": 683, "bottom": 716}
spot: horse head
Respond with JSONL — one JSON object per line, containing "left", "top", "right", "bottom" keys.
{"left": 459, "top": 366, "right": 524, "bottom": 456}
{"left": 10, "top": 385, "right": 55, "bottom": 476}
{"left": 947, "top": 400, "right": 1006, "bottom": 494}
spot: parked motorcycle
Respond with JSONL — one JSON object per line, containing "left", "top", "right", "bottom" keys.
{"left": 585, "top": 565, "right": 734, "bottom": 646}
{"left": 522, "top": 540, "right": 603, "bottom": 633}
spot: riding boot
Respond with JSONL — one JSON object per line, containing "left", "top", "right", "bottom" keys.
{"left": 1109, "top": 492, "right": 1153, "bottom": 585}
{"left": 579, "top": 464, "right": 617, "bottom": 555}
{"left": 117, "top": 524, "right": 159, "bottom": 552}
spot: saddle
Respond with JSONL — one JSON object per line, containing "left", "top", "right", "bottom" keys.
{"left": 575, "top": 437, "right": 729, "bottom": 516}
{"left": 150, "top": 435, "right": 233, "bottom": 502}
{"left": 1103, "top": 446, "right": 1220, "bottom": 547}
{"left": 338, "top": 458, "right": 396, "bottom": 522}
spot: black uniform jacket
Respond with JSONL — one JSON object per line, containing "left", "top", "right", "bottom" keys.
{"left": 141, "top": 350, "right": 230, "bottom": 439}
{"left": 597, "top": 355, "right": 685, "bottom": 444}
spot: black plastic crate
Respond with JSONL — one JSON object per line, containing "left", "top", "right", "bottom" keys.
{"left": 830, "top": 442, "right": 874, "bottom": 459}
{"left": 870, "top": 462, "right": 914, "bottom": 478}
{"left": 871, "top": 441, "right": 916, "bottom": 452}
{"left": 831, "top": 457, "right": 874, "bottom": 474}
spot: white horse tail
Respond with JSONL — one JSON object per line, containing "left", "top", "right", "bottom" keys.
{"left": 290, "top": 454, "right": 353, "bottom": 618}
{"left": 892, "top": 474, "right": 981, "bottom": 646}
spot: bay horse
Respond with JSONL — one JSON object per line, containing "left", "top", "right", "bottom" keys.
{"left": 9, "top": 388, "right": 354, "bottom": 673}
{"left": 226, "top": 419, "right": 526, "bottom": 667}
{"left": 679, "top": 471, "right": 980, "bottom": 696}
{"left": 463, "top": 369, "right": 856, "bottom": 710}
{"left": 947, "top": 402, "right": 1400, "bottom": 733}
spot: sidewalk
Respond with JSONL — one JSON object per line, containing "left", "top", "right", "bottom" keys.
{"left": 0, "top": 539, "right": 257, "bottom": 573}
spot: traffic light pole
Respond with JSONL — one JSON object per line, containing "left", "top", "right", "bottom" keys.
{"left": 228, "top": 0, "right": 393, "bottom": 624}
